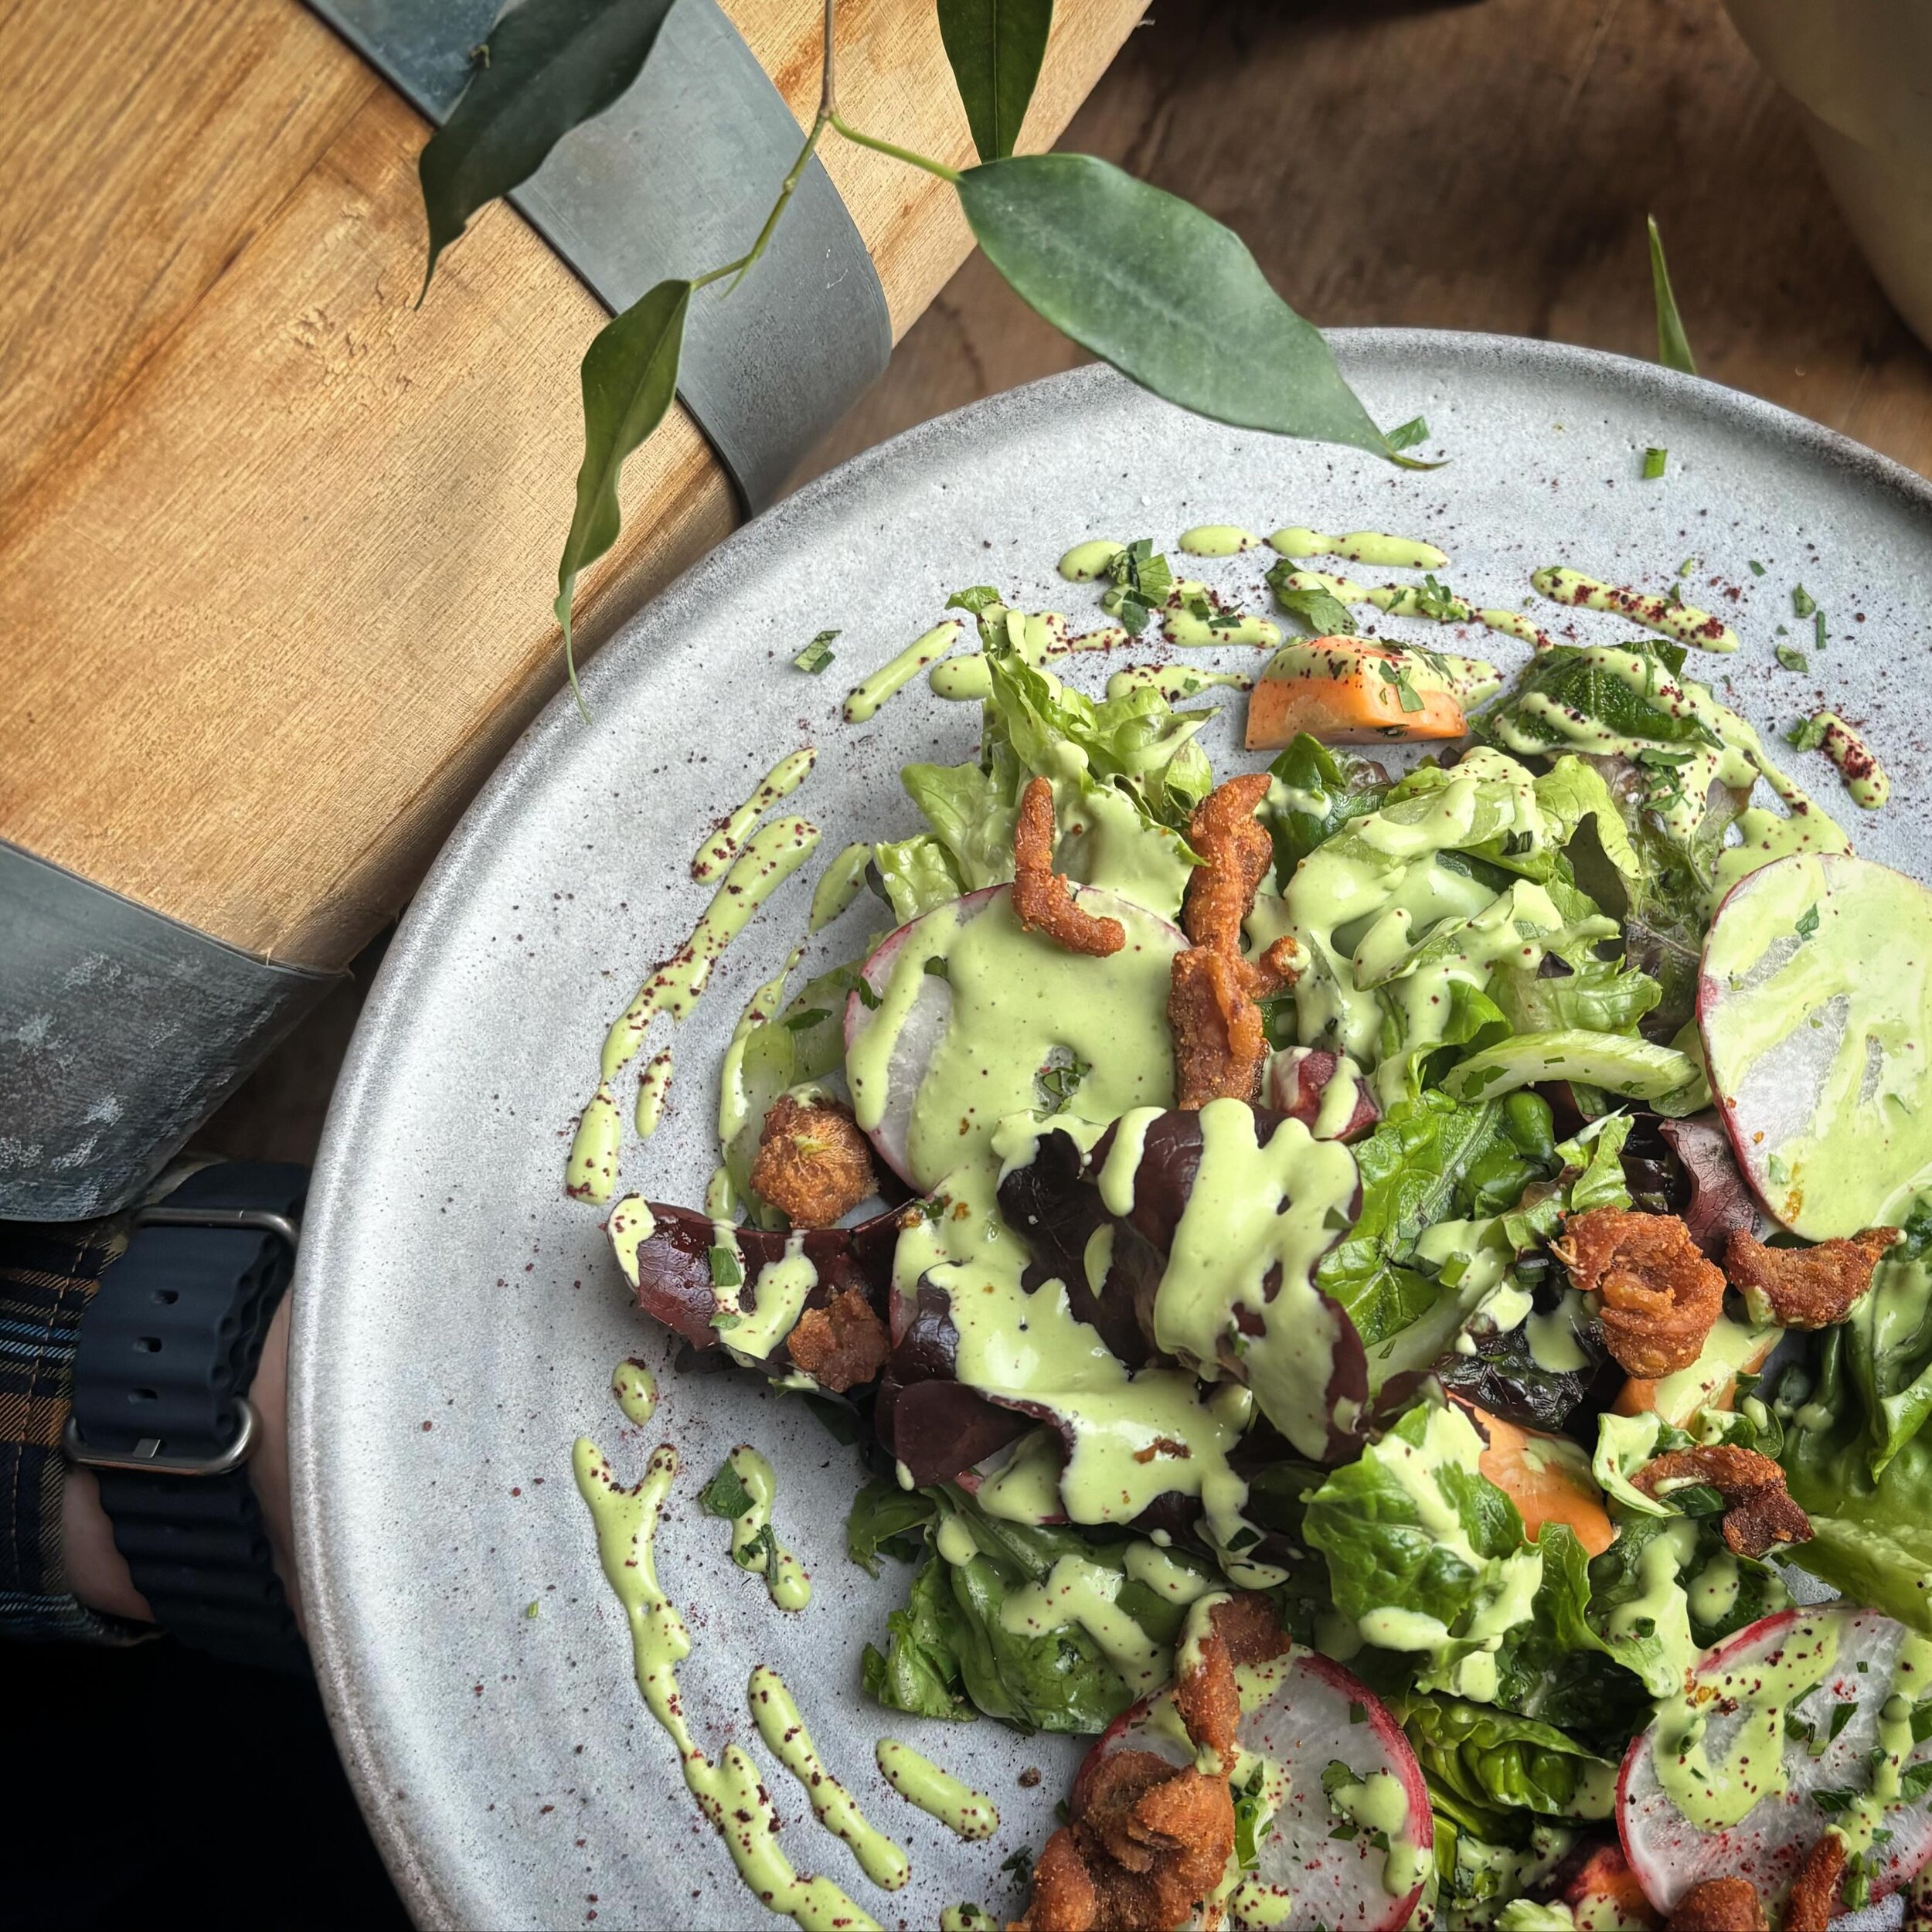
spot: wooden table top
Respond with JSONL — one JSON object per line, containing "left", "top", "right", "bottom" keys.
{"left": 205, "top": 0, "right": 1932, "bottom": 1161}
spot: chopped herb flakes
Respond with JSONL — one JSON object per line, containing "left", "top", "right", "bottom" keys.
{"left": 1385, "top": 415, "right": 1430, "bottom": 453}
{"left": 923, "top": 955, "right": 951, "bottom": 980}
{"left": 1748, "top": 560, "right": 1767, "bottom": 577}
{"left": 1036, "top": 1053, "right": 1093, "bottom": 1112}
{"left": 1267, "top": 563, "right": 1356, "bottom": 638}
{"left": 1796, "top": 903, "right": 1821, "bottom": 940}
{"left": 945, "top": 585, "right": 1003, "bottom": 616}
{"left": 1787, "top": 714, "right": 1830, "bottom": 753}
{"left": 853, "top": 977, "right": 883, "bottom": 1012}
{"left": 784, "top": 1007, "right": 830, "bottom": 1032}
{"left": 707, "top": 1243, "right": 743, "bottom": 1289}
{"left": 1775, "top": 644, "right": 1809, "bottom": 672}
{"left": 1642, "top": 447, "right": 1668, "bottom": 480}
{"left": 1377, "top": 660, "right": 1426, "bottom": 714}
{"left": 1677, "top": 555, "right": 1699, "bottom": 578}
{"left": 793, "top": 629, "right": 838, "bottom": 673}
{"left": 1793, "top": 583, "right": 1818, "bottom": 619}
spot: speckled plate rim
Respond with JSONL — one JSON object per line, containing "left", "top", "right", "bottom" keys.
{"left": 292, "top": 332, "right": 1932, "bottom": 1930}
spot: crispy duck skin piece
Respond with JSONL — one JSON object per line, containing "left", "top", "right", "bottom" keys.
{"left": 1168, "top": 944, "right": 1267, "bottom": 1107}
{"left": 1725, "top": 1224, "right": 1900, "bottom": 1330}
{"left": 1554, "top": 1207, "right": 1726, "bottom": 1378}
{"left": 783, "top": 1284, "right": 889, "bottom": 1393}
{"left": 1014, "top": 1595, "right": 1281, "bottom": 1932}
{"left": 1631, "top": 1445, "right": 1813, "bottom": 1560}
{"left": 1665, "top": 1879, "right": 1766, "bottom": 1932}
{"left": 1182, "top": 774, "right": 1274, "bottom": 958}
{"left": 1783, "top": 1833, "right": 1847, "bottom": 1932}
{"left": 1012, "top": 776, "right": 1126, "bottom": 957}
{"left": 749, "top": 1093, "right": 876, "bottom": 1229}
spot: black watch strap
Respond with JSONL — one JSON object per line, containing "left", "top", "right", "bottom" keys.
{"left": 69, "top": 1162, "right": 308, "bottom": 1672}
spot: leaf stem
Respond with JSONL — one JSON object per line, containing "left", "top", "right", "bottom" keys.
{"left": 828, "top": 113, "right": 962, "bottom": 183}
{"left": 706, "top": 109, "right": 830, "bottom": 295}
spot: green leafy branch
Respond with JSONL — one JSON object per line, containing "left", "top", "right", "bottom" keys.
{"left": 417, "top": 0, "right": 1434, "bottom": 712}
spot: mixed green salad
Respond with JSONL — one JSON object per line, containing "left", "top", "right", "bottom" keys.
{"left": 590, "top": 529, "right": 1932, "bottom": 1932}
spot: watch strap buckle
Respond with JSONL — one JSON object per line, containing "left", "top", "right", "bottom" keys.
{"left": 63, "top": 1396, "right": 260, "bottom": 1476}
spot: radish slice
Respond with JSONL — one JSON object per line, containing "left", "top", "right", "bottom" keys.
{"left": 843, "top": 883, "right": 1185, "bottom": 1191}
{"left": 1266, "top": 1047, "right": 1379, "bottom": 1142}
{"left": 1618, "top": 1605, "right": 1932, "bottom": 1914}
{"left": 1076, "top": 1647, "right": 1430, "bottom": 1932}
{"left": 1699, "top": 852, "right": 1932, "bottom": 1238}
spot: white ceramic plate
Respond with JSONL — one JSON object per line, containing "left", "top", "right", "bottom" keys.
{"left": 293, "top": 338, "right": 1932, "bottom": 1930}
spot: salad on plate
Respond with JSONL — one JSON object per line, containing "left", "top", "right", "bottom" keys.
{"left": 562, "top": 516, "right": 1932, "bottom": 1932}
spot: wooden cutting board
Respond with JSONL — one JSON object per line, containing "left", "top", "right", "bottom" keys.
{"left": 0, "top": 0, "right": 1145, "bottom": 969}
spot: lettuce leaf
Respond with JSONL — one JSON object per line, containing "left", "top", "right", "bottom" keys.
{"left": 871, "top": 832, "right": 965, "bottom": 922}
{"left": 1779, "top": 1235, "right": 1932, "bottom": 1630}
{"left": 845, "top": 1478, "right": 938, "bottom": 1577}
{"left": 1264, "top": 733, "right": 1389, "bottom": 882}
{"left": 1488, "top": 955, "right": 1662, "bottom": 1038}
{"left": 1403, "top": 1696, "right": 1617, "bottom": 1839}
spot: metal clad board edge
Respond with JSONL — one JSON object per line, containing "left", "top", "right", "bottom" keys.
{"left": 0, "top": 843, "right": 339, "bottom": 1221}
{"left": 306, "top": 0, "right": 891, "bottom": 510}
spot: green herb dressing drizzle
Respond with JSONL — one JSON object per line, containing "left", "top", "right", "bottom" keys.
{"left": 719, "top": 946, "right": 804, "bottom": 1166}
{"left": 693, "top": 749, "right": 817, "bottom": 881}
{"left": 570, "top": 1440, "right": 876, "bottom": 1932}
{"left": 633, "top": 1049, "right": 673, "bottom": 1138}
{"left": 810, "top": 842, "right": 874, "bottom": 932}
{"left": 1273, "top": 566, "right": 1541, "bottom": 659}
{"left": 565, "top": 1081, "right": 624, "bottom": 1203}
{"left": 1060, "top": 539, "right": 1125, "bottom": 580}
{"left": 843, "top": 621, "right": 961, "bottom": 724}
{"left": 1532, "top": 565, "right": 1740, "bottom": 653}
{"left": 607, "top": 1196, "right": 656, "bottom": 1287}
{"left": 1807, "top": 711, "right": 1890, "bottom": 809}
{"left": 747, "top": 1665, "right": 910, "bottom": 1890}
{"left": 1178, "top": 525, "right": 1261, "bottom": 557}
{"left": 1325, "top": 1767, "right": 1431, "bottom": 1896}
{"left": 873, "top": 1739, "right": 998, "bottom": 1840}
{"left": 597, "top": 815, "right": 822, "bottom": 1088}
{"left": 939, "top": 1906, "right": 998, "bottom": 1932}
{"left": 1000, "top": 1553, "right": 1172, "bottom": 1692}
{"left": 1105, "top": 664, "right": 1251, "bottom": 703}
{"left": 717, "top": 1444, "right": 811, "bottom": 1611}
{"left": 1162, "top": 597, "right": 1281, "bottom": 650}
{"left": 611, "top": 1355, "right": 658, "bottom": 1425}
{"left": 732, "top": 1233, "right": 818, "bottom": 1364}
{"left": 1268, "top": 528, "right": 1449, "bottom": 570}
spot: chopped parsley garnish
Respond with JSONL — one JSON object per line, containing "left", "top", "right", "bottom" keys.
{"left": 525, "top": 1600, "right": 540, "bottom": 1618}
{"left": 1642, "top": 447, "right": 1668, "bottom": 480}
{"left": 1385, "top": 414, "right": 1430, "bottom": 453}
{"left": 1677, "top": 554, "right": 1699, "bottom": 578}
{"left": 1793, "top": 583, "right": 1818, "bottom": 619}
{"left": 944, "top": 585, "right": 1003, "bottom": 616}
{"left": 1796, "top": 903, "right": 1821, "bottom": 940}
{"left": 1903, "top": 1760, "right": 1932, "bottom": 1804}
{"left": 1413, "top": 573, "right": 1463, "bottom": 621}
{"left": 1815, "top": 607, "right": 1828, "bottom": 652}
{"left": 1787, "top": 713, "right": 1830, "bottom": 752}
{"left": 1106, "top": 539, "right": 1175, "bottom": 631}
{"left": 707, "top": 1244, "right": 743, "bottom": 1289}
{"left": 1377, "top": 660, "right": 1426, "bottom": 714}
{"left": 1348, "top": 1701, "right": 1367, "bottom": 1725}
{"left": 1775, "top": 644, "right": 1809, "bottom": 672}
{"left": 923, "top": 955, "right": 951, "bottom": 980}
{"left": 999, "top": 1850, "right": 1034, "bottom": 1878}
{"left": 792, "top": 629, "right": 838, "bottom": 673}
{"left": 1828, "top": 1700, "right": 1858, "bottom": 1740}
{"left": 784, "top": 1007, "right": 831, "bottom": 1032}
{"left": 1912, "top": 1699, "right": 1932, "bottom": 1745}
{"left": 1036, "top": 1051, "right": 1092, "bottom": 1112}
{"left": 853, "top": 977, "right": 883, "bottom": 1011}
{"left": 697, "top": 1458, "right": 756, "bottom": 1520}
{"left": 1811, "top": 1786, "right": 1855, "bottom": 1814}
{"left": 1749, "top": 559, "right": 1767, "bottom": 576}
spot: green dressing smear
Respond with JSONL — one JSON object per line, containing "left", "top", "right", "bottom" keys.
{"left": 570, "top": 1439, "right": 876, "bottom": 1932}
{"left": 611, "top": 1355, "right": 658, "bottom": 1426}
{"left": 632, "top": 1049, "right": 673, "bottom": 1138}
{"left": 747, "top": 1665, "right": 910, "bottom": 1891}
{"left": 844, "top": 621, "right": 961, "bottom": 724}
{"left": 570, "top": 815, "right": 820, "bottom": 1201}
{"left": 1178, "top": 524, "right": 1260, "bottom": 557}
{"left": 1272, "top": 566, "right": 1544, "bottom": 657}
{"left": 939, "top": 1906, "right": 997, "bottom": 1932}
{"left": 716, "top": 1444, "right": 811, "bottom": 1611}
{"left": 692, "top": 748, "right": 816, "bottom": 882}
{"left": 1059, "top": 539, "right": 1125, "bottom": 581}
{"left": 1532, "top": 565, "right": 1739, "bottom": 653}
{"left": 1268, "top": 527, "right": 1448, "bottom": 570}
{"left": 810, "top": 842, "right": 874, "bottom": 933}
{"left": 873, "top": 1738, "right": 998, "bottom": 1840}
{"left": 1805, "top": 710, "right": 1890, "bottom": 809}
{"left": 607, "top": 1196, "right": 656, "bottom": 1287}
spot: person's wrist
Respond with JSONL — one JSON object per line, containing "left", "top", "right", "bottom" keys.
{"left": 61, "top": 1294, "right": 302, "bottom": 1634}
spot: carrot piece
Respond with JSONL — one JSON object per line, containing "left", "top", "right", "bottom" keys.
{"left": 1611, "top": 1320, "right": 1780, "bottom": 1430}
{"left": 1244, "top": 638, "right": 1465, "bottom": 750}
{"left": 1452, "top": 1396, "right": 1615, "bottom": 1557}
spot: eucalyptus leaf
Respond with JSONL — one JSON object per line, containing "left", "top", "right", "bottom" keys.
{"left": 419, "top": 0, "right": 679, "bottom": 297}
{"left": 555, "top": 277, "right": 692, "bottom": 702}
{"left": 956, "top": 155, "right": 1427, "bottom": 466}
{"left": 1647, "top": 215, "right": 1696, "bottom": 376}
{"left": 937, "top": 0, "right": 1053, "bottom": 163}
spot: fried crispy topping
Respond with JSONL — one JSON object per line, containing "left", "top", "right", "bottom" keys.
{"left": 1726, "top": 1225, "right": 1900, "bottom": 1330}
{"left": 1182, "top": 774, "right": 1274, "bottom": 958}
{"left": 1015, "top": 1594, "right": 1284, "bottom": 1932}
{"left": 1555, "top": 1208, "right": 1726, "bottom": 1379}
{"left": 1783, "top": 1832, "right": 1847, "bottom": 1932}
{"left": 750, "top": 1094, "right": 876, "bottom": 1229}
{"left": 1012, "top": 776, "right": 1127, "bottom": 957}
{"left": 783, "top": 1284, "right": 889, "bottom": 1393}
{"left": 1631, "top": 1445, "right": 1812, "bottom": 1560}
{"left": 1168, "top": 944, "right": 1267, "bottom": 1109}
{"left": 1665, "top": 1878, "right": 1765, "bottom": 1932}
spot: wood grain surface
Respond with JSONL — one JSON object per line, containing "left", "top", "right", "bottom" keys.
{"left": 0, "top": 0, "right": 1141, "bottom": 966}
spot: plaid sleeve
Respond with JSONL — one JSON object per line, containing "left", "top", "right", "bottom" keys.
{"left": 0, "top": 1215, "right": 138, "bottom": 1641}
